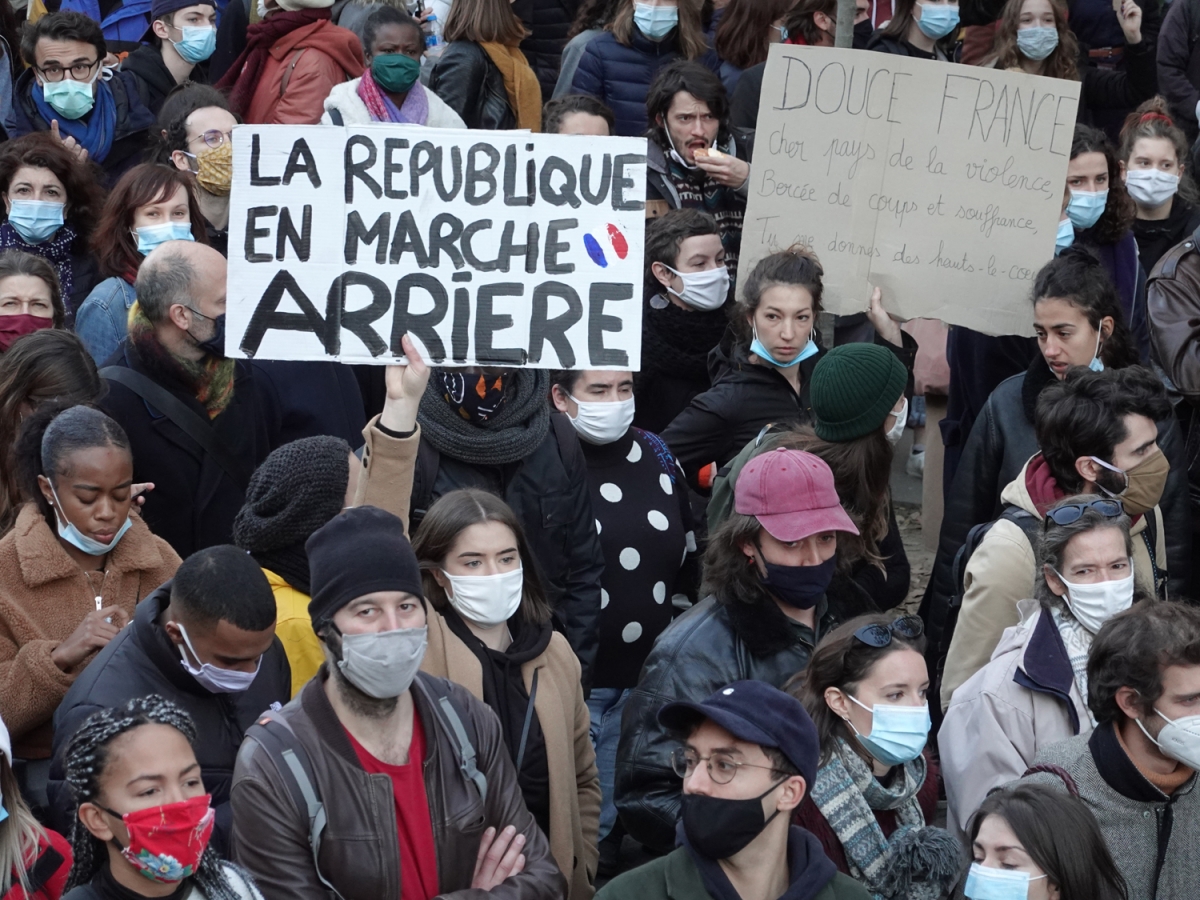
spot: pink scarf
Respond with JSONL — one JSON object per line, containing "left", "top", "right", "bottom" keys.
{"left": 355, "top": 68, "right": 429, "bottom": 124}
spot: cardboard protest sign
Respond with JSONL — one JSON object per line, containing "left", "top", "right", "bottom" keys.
{"left": 227, "top": 125, "right": 648, "bottom": 369}
{"left": 741, "top": 46, "right": 1082, "bottom": 337}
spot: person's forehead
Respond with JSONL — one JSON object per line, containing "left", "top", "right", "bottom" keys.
{"left": 668, "top": 91, "right": 713, "bottom": 115}
{"left": 187, "top": 106, "right": 237, "bottom": 135}
{"left": 35, "top": 38, "right": 99, "bottom": 62}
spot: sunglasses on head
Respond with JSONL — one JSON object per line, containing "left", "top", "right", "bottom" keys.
{"left": 853, "top": 615, "right": 923, "bottom": 648}
{"left": 1043, "top": 498, "right": 1123, "bottom": 532}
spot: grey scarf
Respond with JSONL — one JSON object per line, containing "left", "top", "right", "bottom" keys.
{"left": 418, "top": 369, "right": 551, "bottom": 465}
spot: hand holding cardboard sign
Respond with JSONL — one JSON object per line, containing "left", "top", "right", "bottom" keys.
{"left": 380, "top": 334, "right": 430, "bottom": 433}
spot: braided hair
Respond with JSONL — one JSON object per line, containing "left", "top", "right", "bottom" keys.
{"left": 62, "top": 696, "right": 257, "bottom": 900}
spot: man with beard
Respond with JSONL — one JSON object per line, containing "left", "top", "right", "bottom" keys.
{"left": 941, "top": 366, "right": 1175, "bottom": 709}
{"left": 644, "top": 62, "right": 751, "bottom": 285}
{"left": 230, "top": 505, "right": 566, "bottom": 900}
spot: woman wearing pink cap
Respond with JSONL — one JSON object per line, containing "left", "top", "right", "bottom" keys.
{"left": 613, "top": 447, "right": 864, "bottom": 855}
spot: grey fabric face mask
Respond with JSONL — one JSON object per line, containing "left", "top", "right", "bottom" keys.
{"left": 337, "top": 626, "right": 428, "bottom": 699}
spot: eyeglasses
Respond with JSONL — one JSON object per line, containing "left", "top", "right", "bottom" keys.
{"left": 190, "top": 130, "right": 233, "bottom": 149}
{"left": 36, "top": 59, "right": 99, "bottom": 82}
{"left": 669, "top": 747, "right": 786, "bottom": 785}
{"left": 1044, "top": 498, "right": 1123, "bottom": 530}
{"left": 853, "top": 615, "right": 923, "bottom": 648}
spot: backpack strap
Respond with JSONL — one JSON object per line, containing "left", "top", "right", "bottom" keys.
{"left": 409, "top": 440, "right": 441, "bottom": 533}
{"left": 550, "top": 411, "right": 585, "bottom": 475}
{"left": 1141, "top": 508, "right": 1167, "bottom": 598}
{"left": 417, "top": 677, "right": 488, "bottom": 804}
{"left": 1022, "top": 763, "right": 1080, "bottom": 797}
{"left": 100, "top": 366, "right": 253, "bottom": 490}
{"left": 245, "top": 714, "right": 345, "bottom": 900}
{"left": 280, "top": 47, "right": 308, "bottom": 97}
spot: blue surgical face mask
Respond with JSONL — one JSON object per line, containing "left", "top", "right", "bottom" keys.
{"left": 1054, "top": 216, "right": 1074, "bottom": 255}
{"left": 40, "top": 73, "right": 97, "bottom": 120}
{"left": 915, "top": 1, "right": 959, "bottom": 38}
{"left": 7, "top": 199, "right": 65, "bottom": 244}
{"left": 963, "top": 862, "right": 1047, "bottom": 900}
{"left": 172, "top": 25, "right": 217, "bottom": 64}
{"left": 1016, "top": 24, "right": 1058, "bottom": 60}
{"left": 846, "top": 694, "right": 931, "bottom": 766}
{"left": 134, "top": 221, "right": 195, "bottom": 256}
{"left": 1066, "top": 188, "right": 1108, "bottom": 230}
{"left": 48, "top": 482, "right": 133, "bottom": 556}
{"left": 750, "top": 322, "right": 819, "bottom": 369}
{"left": 634, "top": 2, "right": 679, "bottom": 39}
{"left": 1088, "top": 329, "right": 1104, "bottom": 372}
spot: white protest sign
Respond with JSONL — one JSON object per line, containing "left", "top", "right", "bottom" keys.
{"left": 226, "top": 125, "right": 647, "bottom": 369}
{"left": 741, "top": 46, "right": 1082, "bottom": 337}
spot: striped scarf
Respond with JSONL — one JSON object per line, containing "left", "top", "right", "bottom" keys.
{"left": 1050, "top": 606, "right": 1097, "bottom": 728}
{"left": 810, "top": 740, "right": 957, "bottom": 900}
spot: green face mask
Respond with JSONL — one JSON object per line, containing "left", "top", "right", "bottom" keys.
{"left": 371, "top": 53, "right": 421, "bottom": 94}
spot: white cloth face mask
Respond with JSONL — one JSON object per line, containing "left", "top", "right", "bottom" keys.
{"left": 1051, "top": 567, "right": 1134, "bottom": 634}
{"left": 442, "top": 566, "right": 525, "bottom": 627}
{"left": 568, "top": 397, "right": 635, "bottom": 445}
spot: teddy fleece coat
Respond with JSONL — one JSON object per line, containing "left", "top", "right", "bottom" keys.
{"left": 0, "top": 504, "right": 180, "bottom": 759}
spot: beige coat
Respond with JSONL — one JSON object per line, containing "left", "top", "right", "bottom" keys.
{"left": 939, "top": 600, "right": 1091, "bottom": 839}
{"left": 0, "top": 504, "right": 180, "bottom": 758}
{"left": 420, "top": 611, "right": 600, "bottom": 900}
{"left": 940, "top": 458, "right": 1165, "bottom": 709}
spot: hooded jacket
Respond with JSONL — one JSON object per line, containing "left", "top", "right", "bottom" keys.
{"left": 231, "top": 669, "right": 568, "bottom": 900}
{"left": 927, "top": 361, "right": 1191, "bottom": 666}
{"left": 940, "top": 599, "right": 1092, "bottom": 838}
{"left": 1024, "top": 723, "right": 1200, "bottom": 900}
{"left": 49, "top": 584, "right": 292, "bottom": 854}
{"left": 569, "top": 28, "right": 720, "bottom": 137}
{"left": 615, "top": 580, "right": 875, "bottom": 855}
{"left": 1133, "top": 198, "right": 1200, "bottom": 276}
{"left": 421, "top": 610, "right": 600, "bottom": 900}
{"left": 940, "top": 454, "right": 1166, "bottom": 709}
{"left": 0, "top": 504, "right": 179, "bottom": 760}
{"left": 245, "top": 20, "right": 364, "bottom": 125}
{"left": 121, "top": 45, "right": 209, "bottom": 117}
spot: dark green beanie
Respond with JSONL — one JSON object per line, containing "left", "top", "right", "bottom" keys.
{"left": 810, "top": 344, "right": 908, "bottom": 441}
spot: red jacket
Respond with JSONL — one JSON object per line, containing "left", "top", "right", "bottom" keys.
{"left": 3, "top": 829, "right": 72, "bottom": 900}
{"left": 245, "top": 20, "right": 364, "bottom": 125}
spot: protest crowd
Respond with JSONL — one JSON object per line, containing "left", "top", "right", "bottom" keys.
{"left": 2, "top": 0, "right": 1200, "bottom": 897}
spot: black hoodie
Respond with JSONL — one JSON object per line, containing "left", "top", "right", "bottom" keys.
{"left": 1133, "top": 197, "right": 1200, "bottom": 276}
{"left": 120, "top": 45, "right": 209, "bottom": 118}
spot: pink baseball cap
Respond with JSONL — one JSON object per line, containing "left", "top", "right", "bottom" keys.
{"left": 734, "top": 448, "right": 860, "bottom": 542}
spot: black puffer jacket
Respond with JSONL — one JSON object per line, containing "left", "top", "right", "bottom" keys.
{"left": 1160, "top": 0, "right": 1200, "bottom": 142}
{"left": 661, "top": 333, "right": 824, "bottom": 483}
{"left": 48, "top": 584, "right": 291, "bottom": 855}
{"left": 513, "top": 0, "right": 580, "bottom": 101}
{"left": 926, "top": 359, "right": 1193, "bottom": 663}
{"left": 429, "top": 41, "right": 516, "bottom": 130}
{"left": 412, "top": 414, "right": 605, "bottom": 690}
{"left": 614, "top": 580, "right": 875, "bottom": 854}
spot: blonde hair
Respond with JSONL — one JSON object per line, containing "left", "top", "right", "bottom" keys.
{"left": 0, "top": 759, "right": 46, "bottom": 896}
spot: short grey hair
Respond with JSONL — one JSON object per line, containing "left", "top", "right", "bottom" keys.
{"left": 1034, "top": 494, "right": 1133, "bottom": 613}
{"left": 136, "top": 249, "right": 197, "bottom": 324}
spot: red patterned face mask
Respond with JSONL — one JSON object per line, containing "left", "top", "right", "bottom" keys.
{"left": 101, "top": 795, "right": 215, "bottom": 883}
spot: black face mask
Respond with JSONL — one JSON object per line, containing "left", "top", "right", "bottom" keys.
{"left": 681, "top": 780, "right": 785, "bottom": 859}
{"left": 758, "top": 553, "right": 836, "bottom": 609}
{"left": 853, "top": 18, "right": 873, "bottom": 49}
{"left": 190, "top": 312, "right": 227, "bottom": 359}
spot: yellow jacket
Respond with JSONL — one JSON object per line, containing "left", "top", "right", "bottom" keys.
{"left": 263, "top": 568, "right": 322, "bottom": 698}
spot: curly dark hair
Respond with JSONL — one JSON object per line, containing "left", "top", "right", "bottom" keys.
{"left": 62, "top": 695, "right": 259, "bottom": 900}
{"left": 1031, "top": 247, "right": 1139, "bottom": 370}
{"left": 646, "top": 60, "right": 730, "bottom": 145}
{"left": 568, "top": 0, "right": 621, "bottom": 37}
{"left": 1070, "top": 123, "right": 1136, "bottom": 246}
{"left": 1034, "top": 366, "right": 1171, "bottom": 493}
{"left": 0, "top": 133, "right": 104, "bottom": 245}
{"left": 1087, "top": 601, "right": 1200, "bottom": 725}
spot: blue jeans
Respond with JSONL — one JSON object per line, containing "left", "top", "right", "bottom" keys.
{"left": 587, "top": 687, "right": 630, "bottom": 841}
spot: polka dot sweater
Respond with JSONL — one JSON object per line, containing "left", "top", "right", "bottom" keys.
{"left": 581, "top": 428, "right": 698, "bottom": 690}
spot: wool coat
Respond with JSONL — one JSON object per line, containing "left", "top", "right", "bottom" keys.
{"left": 0, "top": 504, "right": 179, "bottom": 759}
{"left": 420, "top": 610, "right": 600, "bottom": 900}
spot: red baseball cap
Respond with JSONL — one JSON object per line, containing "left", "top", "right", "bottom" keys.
{"left": 734, "top": 448, "right": 860, "bottom": 542}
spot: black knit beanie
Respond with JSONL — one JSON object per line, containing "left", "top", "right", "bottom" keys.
{"left": 306, "top": 506, "right": 425, "bottom": 630}
{"left": 233, "top": 436, "right": 352, "bottom": 554}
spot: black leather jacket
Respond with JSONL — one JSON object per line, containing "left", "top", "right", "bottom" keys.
{"left": 429, "top": 41, "right": 516, "bottom": 130}
{"left": 614, "top": 579, "right": 874, "bottom": 854}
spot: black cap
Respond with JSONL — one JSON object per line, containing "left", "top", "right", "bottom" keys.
{"left": 306, "top": 506, "right": 424, "bottom": 630}
{"left": 658, "top": 681, "right": 820, "bottom": 788}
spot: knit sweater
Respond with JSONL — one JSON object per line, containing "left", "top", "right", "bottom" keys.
{"left": 0, "top": 504, "right": 180, "bottom": 758}
{"left": 581, "top": 428, "right": 697, "bottom": 690}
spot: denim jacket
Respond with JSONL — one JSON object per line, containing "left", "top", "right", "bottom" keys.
{"left": 75, "top": 276, "right": 136, "bottom": 363}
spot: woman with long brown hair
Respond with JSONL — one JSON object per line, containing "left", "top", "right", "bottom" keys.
{"left": 712, "top": 0, "right": 793, "bottom": 93}
{"left": 412, "top": 488, "right": 599, "bottom": 900}
{"left": 74, "top": 164, "right": 209, "bottom": 364}
{"left": 867, "top": 0, "right": 958, "bottom": 59}
{"left": 429, "top": 0, "right": 542, "bottom": 130}
{"left": 0, "top": 251, "right": 64, "bottom": 355}
{"left": 985, "top": 0, "right": 1156, "bottom": 129}
{"left": 569, "top": 0, "right": 718, "bottom": 136}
